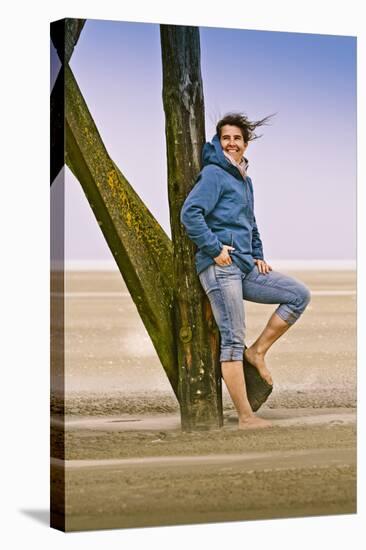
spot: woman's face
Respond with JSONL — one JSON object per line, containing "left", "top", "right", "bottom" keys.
{"left": 220, "top": 124, "right": 248, "bottom": 163}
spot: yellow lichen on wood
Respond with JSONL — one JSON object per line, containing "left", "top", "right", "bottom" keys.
{"left": 126, "top": 210, "right": 132, "bottom": 227}
{"left": 106, "top": 169, "right": 119, "bottom": 198}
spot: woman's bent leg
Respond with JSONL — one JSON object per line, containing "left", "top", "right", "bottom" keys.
{"left": 242, "top": 268, "right": 311, "bottom": 382}
{"left": 245, "top": 313, "right": 290, "bottom": 384}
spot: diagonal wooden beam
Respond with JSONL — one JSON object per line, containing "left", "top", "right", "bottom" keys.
{"left": 65, "top": 63, "right": 178, "bottom": 396}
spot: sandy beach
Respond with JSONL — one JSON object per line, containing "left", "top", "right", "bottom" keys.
{"left": 51, "top": 269, "right": 356, "bottom": 531}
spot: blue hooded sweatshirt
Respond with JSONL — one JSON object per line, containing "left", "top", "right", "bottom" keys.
{"left": 180, "top": 134, "right": 264, "bottom": 275}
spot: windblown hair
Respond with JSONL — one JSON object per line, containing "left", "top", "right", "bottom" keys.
{"left": 216, "top": 112, "right": 276, "bottom": 143}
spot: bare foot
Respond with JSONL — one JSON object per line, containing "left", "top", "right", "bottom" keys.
{"left": 238, "top": 415, "right": 272, "bottom": 430}
{"left": 244, "top": 347, "right": 273, "bottom": 385}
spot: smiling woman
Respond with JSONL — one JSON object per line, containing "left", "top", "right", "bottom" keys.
{"left": 180, "top": 111, "right": 311, "bottom": 429}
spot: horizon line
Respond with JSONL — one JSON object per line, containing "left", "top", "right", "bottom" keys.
{"left": 56, "top": 259, "right": 357, "bottom": 271}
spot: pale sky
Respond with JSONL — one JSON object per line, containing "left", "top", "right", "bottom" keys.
{"left": 51, "top": 19, "right": 357, "bottom": 261}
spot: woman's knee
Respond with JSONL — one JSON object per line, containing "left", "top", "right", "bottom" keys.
{"left": 296, "top": 283, "right": 311, "bottom": 311}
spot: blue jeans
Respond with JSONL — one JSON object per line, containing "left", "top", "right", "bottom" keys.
{"left": 199, "top": 263, "right": 311, "bottom": 362}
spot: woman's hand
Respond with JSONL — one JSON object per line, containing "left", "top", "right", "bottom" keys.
{"left": 254, "top": 259, "right": 272, "bottom": 274}
{"left": 214, "top": 245, "right": 235, "bottom": 266}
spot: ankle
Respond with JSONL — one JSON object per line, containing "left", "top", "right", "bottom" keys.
{"left": 247, "top": 345, "right": 266, "bottom": 357}
{"left": 239, "top": 412, "right": 255, "bottom": 422}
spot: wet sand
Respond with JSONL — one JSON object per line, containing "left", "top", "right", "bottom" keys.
{"left": 52, "top": 269, "right": 357, "bottom": 531}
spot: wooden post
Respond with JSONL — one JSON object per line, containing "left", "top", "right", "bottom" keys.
{"left": 160, "top": 25, "right": 223, "bottom": 430}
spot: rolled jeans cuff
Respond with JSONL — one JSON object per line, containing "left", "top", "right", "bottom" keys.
{"left": 275, "top": 304, "right": 300, "bottom": 326}
{"left": 220, "top": 346, "right": 245, "bottom": 362}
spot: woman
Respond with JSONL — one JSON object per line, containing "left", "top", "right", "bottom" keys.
{"left": 180, "top": 112, "right": 311, "bottom": 429}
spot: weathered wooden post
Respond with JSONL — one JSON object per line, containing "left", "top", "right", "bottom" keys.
{"left": 160, "top": 25, "right": 223, "bottom": 430}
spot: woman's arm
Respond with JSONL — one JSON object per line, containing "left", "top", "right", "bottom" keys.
{"left": 180, "top": 167, "right": 224, "bottom": 258}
